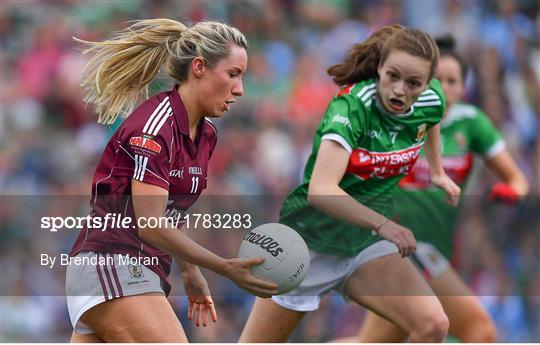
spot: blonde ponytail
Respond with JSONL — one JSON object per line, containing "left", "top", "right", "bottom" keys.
{"left": 76, "top": 19, "right": 186, "bottom": 124}
{"left": 77, "top": 19, "right": 247, "bottom": 124}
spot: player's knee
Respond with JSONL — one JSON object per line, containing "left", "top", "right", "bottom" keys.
{"left": 413, "top": 312, "right": 449, "bottom": 342}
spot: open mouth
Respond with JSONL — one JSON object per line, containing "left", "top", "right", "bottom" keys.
{"left": 223, "top": 100, "right": 235, "bottom": 111}
{"left": 389, "top": 98, "right": 405, "bottom": 110}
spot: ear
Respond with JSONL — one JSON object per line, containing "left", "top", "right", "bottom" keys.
{"left": 377, "top": 62, "right": 383, "bottom": 78}
{"left": 191, "top": 57, "right": 206, "bottom": 78}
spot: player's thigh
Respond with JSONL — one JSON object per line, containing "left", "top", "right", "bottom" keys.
{"left": 70, "top": 332, "right": 104, "bottom": 343}
{"left": 80, "top": 292, "right": 187, "bottom": 342}
{"left": 429, "top": 267, "right": 495, "bottom": 340}
{"left": 344, "top": 253, "right": 445, "bottom": 334}
{"left": 239, "top": 297, "right": 305, "bottom": 343}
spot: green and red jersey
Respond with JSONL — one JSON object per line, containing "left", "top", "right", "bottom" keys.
{"left": 395, "top": 103, "right": 504, "bottom": 258}
{"left": 280, "top": 78, "right": 446, "bottom": 256}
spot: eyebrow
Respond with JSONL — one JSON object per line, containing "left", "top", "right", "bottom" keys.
{"left": 388, "top": 66, "right": 423, "bottom": 80}
{"left": 229, "top": 66, "right": 245, "bottom": 74}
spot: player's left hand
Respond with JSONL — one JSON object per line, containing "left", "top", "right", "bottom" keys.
{"left": 431, "top": 173, "right": 461, "bottom": 207}
{"left": 488, "top": 182, "right": 521, "bottom": 204}
{"left": 182, "top": 268, "right": 217, "bottom": 327}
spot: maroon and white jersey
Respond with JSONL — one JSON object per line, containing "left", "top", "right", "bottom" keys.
{"left": 70, "top": 85, "right": 217, "bottom": 295}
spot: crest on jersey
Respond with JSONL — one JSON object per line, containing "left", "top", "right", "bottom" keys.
{"left": 128, "top": 263, "right": 144, "bottom": 278}
{"left": 454, "top": 131, "right": 467, "bottom": 149}
{"left": 416, "top": 124, "right": 427, "bottom": 142}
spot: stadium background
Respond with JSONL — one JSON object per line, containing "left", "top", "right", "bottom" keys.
{"left": 1, "top": 0, "right": 539, "bottom": 342}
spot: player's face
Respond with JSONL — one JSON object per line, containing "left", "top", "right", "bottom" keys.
{"left": 436, "top": 56, "right": 464, "bottom": 109}
{"left": 199, "top": 44, "right": 247, "bottom": 117}
{"left": 377, "top": 49, "right": 431, "bottom": 114}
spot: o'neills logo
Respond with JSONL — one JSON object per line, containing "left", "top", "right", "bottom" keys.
{"left": 129, "top": 136, "right": 162, "bottom": 153}
{"left": 243, "top": 231, "right": 284, "bottom": 257}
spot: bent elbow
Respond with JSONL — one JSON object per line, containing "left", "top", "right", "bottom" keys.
{"left": 307, "top": 183, "right": 326, "bottom": 207}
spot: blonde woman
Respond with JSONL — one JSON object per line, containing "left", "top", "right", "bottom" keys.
{"left": 65, "top": 19, "right": 278, "bottom": 342}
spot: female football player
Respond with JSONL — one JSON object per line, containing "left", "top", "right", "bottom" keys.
{"left": 239, "top": 25, "right": 461, "bottom": 343}
{"left": 348, "top": 34, "right": 528, "bottom": 343}
{"left": 66, "top": 19, "right": 278, "bottom": 342}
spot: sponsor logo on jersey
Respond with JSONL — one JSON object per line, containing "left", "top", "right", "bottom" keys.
{"left": 170, "top": 168, "right": 184, "bottom": 179}
{"left": 189, "top": 166, "right": 202, "bottom": 175}
{"left": 129, "top": 136, "right": 162, "bottom": 154}
{"left": 416, "top": 124, "right": 427, "bottom": 142}
{"left": 331, "top": 114, "right": 352, "bottom": 129}
{"left": 243, "top": 231, "right": 284, "bottom": 257}
{"left": 368, "top": 130, "right": 382, "bottom": 139}
{"left": 347, "top": 144, "right": 423, "bottom": 180}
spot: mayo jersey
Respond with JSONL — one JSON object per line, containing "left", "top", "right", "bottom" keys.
{"left": 280, "top": 78, "right": 445, "bottom": 256}
{"left": 70, "top": 85, "right": 217, "bottom": 295}
{"left": 395, "top": 103, "right": 504, "bottom": 258}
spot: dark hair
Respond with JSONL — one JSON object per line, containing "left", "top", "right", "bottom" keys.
{"left": 435, "top": 34, "right": 468, "bottom": 82}
{"left": 327, "top": 24, "right": 439, "bottom": 86}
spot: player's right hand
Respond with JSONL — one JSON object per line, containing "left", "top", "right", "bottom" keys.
{"left": 378, "top": 222, "right": 416, "bottom": 257}
{"left": 224, "top": 258, "right": 279, "bottom": 298}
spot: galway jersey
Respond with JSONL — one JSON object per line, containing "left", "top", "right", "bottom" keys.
{"left": 280, "top": 78, "right": 445, "bottom": 256}
{"left": 395, "top": 103, "right": 504, "bottom": 258}
{"left": 70, "top": 85, "right": 217, "bottom": 295}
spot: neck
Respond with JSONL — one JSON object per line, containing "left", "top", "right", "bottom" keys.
{"left": 443, "top": 102, "right": 454, "bottom": 119}
{"left": 177, "top": 84, "right": 203, "bottom": 138}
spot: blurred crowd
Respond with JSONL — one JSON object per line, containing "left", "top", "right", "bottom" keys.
{"left": 1, "top": 0, "right": 539, "bottom": 342}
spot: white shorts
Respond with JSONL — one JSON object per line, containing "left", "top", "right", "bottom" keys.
{"left": 65, "top": 252, "right": 165, "bottom": 335}
{"left": 411, "top": 242, "right": 450, "bottom": 279}
{"left": 272, "top": 240, "right": 398, "bottom": 312}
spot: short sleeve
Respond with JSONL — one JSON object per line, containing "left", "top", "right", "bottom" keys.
{"left": 469, "top": 110, "right": 504, "bottom": 158}
{"left": 125, "top": 130, "right": 171, "bottom": 190}
{"left": 416, "top": 79, "right": 446, "bottom": 129}
{"left": 319, "top": 95, "right": 362, "bottom": 153}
